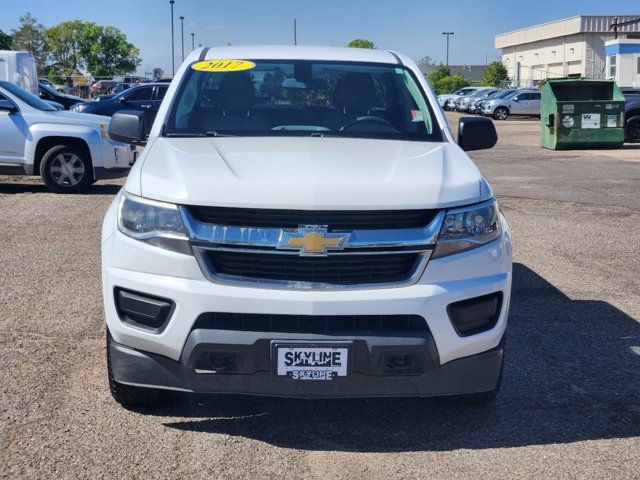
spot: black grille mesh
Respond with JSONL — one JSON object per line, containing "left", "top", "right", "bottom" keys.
{"left": 193, "top": 312, "right": 429, "bottom": 334}
{"left": 185, "top": 206, "right": 438, "bottom": 231}
{"left": 205, "top": 251, "right": 421, "bottom": 285}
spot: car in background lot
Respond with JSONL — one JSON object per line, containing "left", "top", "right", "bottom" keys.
{"left": 481, "top": 89, "right": 541, "bottom": 120}
{"left": 111, "top": 82, "right": 132, "bottom": 95}
{"left": 72, "top": 82, "right": 168, "bottom": 134}
{"left": 102, "top": 45, "right": 510, "bottom": 407}
{"left": 455, "top": 87, "right": 494, "bottom": 112}
{"left": 624, "top": 95, "right": 640, "bottom": 142}
{"left": 39, "top": 78, "right": 67, "bottom": 93}
{"left": 90, "top": 80, "right": 118, "bottom": 96}
{"left": 38, "top": 83, "right": 84, "bottom": 110}
{"left": 0, "top": 80, "right": 133, "bottom": 193}
{"left": 475, "top": 89, "right": 516, "bottom": 114}
{"left": 437, "top": 86, "right": 481, "bottom": 111}
{"left": 467, "top": 88, "right": 501, "bottom": 114}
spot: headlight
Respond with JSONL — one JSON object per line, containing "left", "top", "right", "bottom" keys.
{"left": 117, "top": 192, "right": 191, "bottom": 255}
{"left": 432, "top": 199, "right": 500, "bottom": 258}
{"left": 71, "top": 103, "right": 88, "bottom": 112}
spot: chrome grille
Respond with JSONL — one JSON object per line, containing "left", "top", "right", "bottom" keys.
{"left": 180, "top": 205, "right": 445, "bottom": 290}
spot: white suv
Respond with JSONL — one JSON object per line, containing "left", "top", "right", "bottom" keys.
{"left": 102, "top": 46, "right": 512, "bottom": 406}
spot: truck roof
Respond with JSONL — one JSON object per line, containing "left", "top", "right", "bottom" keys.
{"left": 202, "top": 45, "right": 402, "bottom": 64}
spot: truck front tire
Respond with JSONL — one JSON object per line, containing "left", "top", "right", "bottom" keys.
{"left": 40, "top": 144, "right": 94, "bottom": 193}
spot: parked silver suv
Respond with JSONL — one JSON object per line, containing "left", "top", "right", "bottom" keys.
{"left": 481, "top": 89, "right": 541, "bottom": 120}
{"left": 437, "top": 86, "right": 481, "bottom": 111}
{"left": 455, "top": 87, "right": 494, "bottom": 112}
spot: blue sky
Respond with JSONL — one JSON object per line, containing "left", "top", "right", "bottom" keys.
{"left": 1, "top": 0, "right": 638, "bottom": 74}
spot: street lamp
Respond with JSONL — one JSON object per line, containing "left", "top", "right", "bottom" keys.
{"left": 180, "top": 16, "right": 185, "bottom": 62}
{"left": 170, "top": 0, "right": 175, "bottom": 75}
{"left": 442, "top": 32, "right": 454, "bottom": 66}
{"left": 191, "top": 33, "right": 195, "bottom": 50}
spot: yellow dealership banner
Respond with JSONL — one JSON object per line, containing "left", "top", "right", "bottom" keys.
{"left": 191, "top": 59, "right": 256, "bottom": 72}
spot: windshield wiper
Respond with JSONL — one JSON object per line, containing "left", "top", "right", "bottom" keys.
{"left": 164, "top": 131, "right": 236, "bottom": 137}
{"left": 202, "top": 131, "right": 236, "bottom": 137}
{"left": 309, "top": 132, "right": 339, "bottom": 138}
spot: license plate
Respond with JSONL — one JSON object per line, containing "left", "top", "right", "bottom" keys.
{"left": 274, "top": 344, "right": 349, "bottom": 380}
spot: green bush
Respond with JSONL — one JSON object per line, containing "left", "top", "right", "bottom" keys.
{"left": 426, "top": 66, "right": 471, "bottom": 94}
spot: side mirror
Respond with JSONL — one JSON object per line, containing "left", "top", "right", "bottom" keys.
{"left": 108, "top": 110, "right": 146, "bottom": 144}
{"left": 457, "top": 117, "right": 498, "bottom": 151}
{"left": 0, "top": 99, "right": 18, "bottom": 114}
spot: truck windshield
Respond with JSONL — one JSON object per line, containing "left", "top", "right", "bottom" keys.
{"left": 1, "top": 81, "right": 57, "bottom": 111}
{"left": 165, "top": 60, "right": 442, "bottom": 141}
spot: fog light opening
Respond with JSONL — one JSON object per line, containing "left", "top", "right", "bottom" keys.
{"left": 447, "top": 292, "right": 503, "bottom": 337}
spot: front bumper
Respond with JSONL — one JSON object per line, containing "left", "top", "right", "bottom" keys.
{"left": 102, "top": 199, "right": 512, "bottom": 397}
{"left": 109, "top": 334, "right": 504, "bottom": 398}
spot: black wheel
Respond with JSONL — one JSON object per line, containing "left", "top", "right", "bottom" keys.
{"left": 493, "top": 107, "right": 509, "bottom": 121}
{"left": 625, "top": 116, "right": 640, "bottom": 143}
{"left": 107, "top": 329, "right": 165, "bottom": 408}
{"left": 39, "top": 144, "right": 93, "bottom": 193}
{"left": 438, "top": 348, "right": 504, "bottom": 405}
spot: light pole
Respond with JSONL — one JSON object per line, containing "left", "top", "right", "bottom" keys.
{"left": 170, "top": 0, "right": 175, "bottom": 75}
{"left": 442, "top": 32, "right": 454, "bottom": 66}
{"left": 180, "top": 16, "right": 185, "bottom": 62}
{"left": 191, "top": 33, "right": 195, "bottom": 50}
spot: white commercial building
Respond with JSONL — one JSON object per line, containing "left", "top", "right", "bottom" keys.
{"left": 495, "top": 16, "right": 640, "bottom": 86}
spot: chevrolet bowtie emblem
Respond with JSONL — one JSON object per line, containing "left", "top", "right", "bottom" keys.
{"left": 277, "top": 226, "right": 349, "bottom": 256}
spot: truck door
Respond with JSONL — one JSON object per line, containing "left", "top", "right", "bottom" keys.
{"left": 0, "top": 93, "right": 27, "bottom": 165}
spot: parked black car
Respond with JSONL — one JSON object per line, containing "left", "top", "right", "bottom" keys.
{"left": 71, "top": 83, "right": 168, "bottom": 134}
{"left": 38, "top": 83, "right": 84, "bottom": 110}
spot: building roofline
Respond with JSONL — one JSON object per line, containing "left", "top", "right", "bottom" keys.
{"left": 495, "top": 15, "right": 582, "bottom": 38}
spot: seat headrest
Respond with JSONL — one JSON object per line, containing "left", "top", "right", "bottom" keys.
{"left": 332, "top": 73, "right": 377, "bottom": 114}
{"left": 217, "top": 72, "right": 255, "bottom": 113}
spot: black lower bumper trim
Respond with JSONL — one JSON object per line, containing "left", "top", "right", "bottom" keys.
{"left": 109, "top": 336, "right": 504, "bottom": 398}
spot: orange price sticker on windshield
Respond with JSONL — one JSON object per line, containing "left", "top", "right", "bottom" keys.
{"left": 191, "top": 59, "right": 255, "bottom": 72}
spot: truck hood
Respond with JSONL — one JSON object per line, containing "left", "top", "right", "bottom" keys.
{"left": 133, "top": 136, "right": 488, "bottom": 210}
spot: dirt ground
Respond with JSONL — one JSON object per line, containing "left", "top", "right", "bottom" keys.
{"left": 1, "top": 113, "right": 639, "bottom": 479}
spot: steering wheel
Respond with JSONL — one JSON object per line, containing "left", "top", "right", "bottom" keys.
{"left": 340, "top": 115, "right": 397, "bottom": 132}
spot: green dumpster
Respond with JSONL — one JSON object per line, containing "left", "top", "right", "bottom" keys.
{"left": 540, "top": 78, "right": 625, "bottom": 149}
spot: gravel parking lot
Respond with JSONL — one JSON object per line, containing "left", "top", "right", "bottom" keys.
{"left": 1, "top": 113, "right": 639, "bottom": 479}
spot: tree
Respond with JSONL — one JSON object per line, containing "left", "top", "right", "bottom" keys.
{"left": 346, "top": 38, "right": 376, "bottom": 49}
{"left": 45, "top": 21, "right": 141, "bottom": 78}
{"left": 0, "top": 29, "right": 12, "bottom": 49}
{"left": 426, "top": 65, "right": 451, "bottom": 90}
{"left": 481, "top": 61, "right": 509, "bottom": 87}
{"left": 426, "top": 66, "right": 471, "bottom": 94}
{"left": 45, "top": 20, "right": 85, "bottom": 77}
{"left": 438, "top": 74, "right": 471, "bottom": 94}
{"left": 10, "top": 13, "right": 46, "bottom": 71}
{"left": 80, "top": 24, "right": 141, "bottom": 77}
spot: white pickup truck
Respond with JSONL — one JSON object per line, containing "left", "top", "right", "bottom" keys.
{"left": 0, "top": 81, "right": 133, "bottom": 192}
{"left": 103, "top": 46, "right": 512, "bottom": 407}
